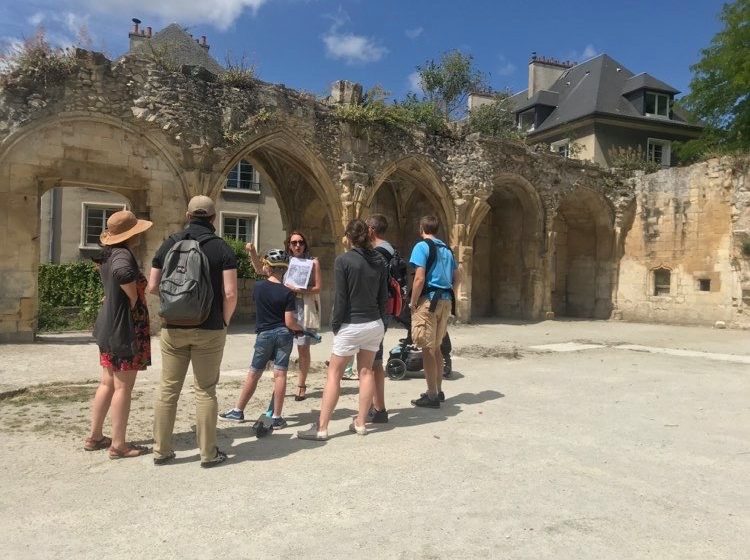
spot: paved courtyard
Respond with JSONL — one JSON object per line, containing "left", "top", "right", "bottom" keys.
{"left": 0, "top": 320, "right": 748, "bottom": 559}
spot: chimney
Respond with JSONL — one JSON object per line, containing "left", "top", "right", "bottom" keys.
{"left": 128, "top": 18, "right": 149, "bottom": 52}
{"left": 200, "top": 35, "right": 210, "bottom": 51}
{"left": 528, "top": 53, "right": 575, "bottom": 99}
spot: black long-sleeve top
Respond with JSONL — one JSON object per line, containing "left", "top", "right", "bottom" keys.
{"left": 330, "top": 247, "right": 387, "bottom": 334}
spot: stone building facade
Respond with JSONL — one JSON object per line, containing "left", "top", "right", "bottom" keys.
{"left": 0, "top": 49, "right": 747, "bottom": 342}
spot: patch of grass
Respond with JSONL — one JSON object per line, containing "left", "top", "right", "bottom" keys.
{"left": 0, "top": 381, "right": 97, "bottom": 407}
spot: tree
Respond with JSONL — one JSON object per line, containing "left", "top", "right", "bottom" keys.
{"left": 680, "top": 0, "right": 750, "bottom": 153}
{"left": 416, "top": 50, "right": 487, "bottom": 120}
{"left": 467, "top": 91, "right": 521, "bottom": 139}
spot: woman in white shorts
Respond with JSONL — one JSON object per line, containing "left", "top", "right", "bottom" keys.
{"left": 298, "top": 219, "right": 387, "bottom": 441}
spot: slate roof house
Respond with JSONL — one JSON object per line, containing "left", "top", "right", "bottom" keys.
{"left": 470, "top": 54, "right": 703, "bottom": 168}
{"left": 39, "top": 21, "right": 284, "bottom": 264}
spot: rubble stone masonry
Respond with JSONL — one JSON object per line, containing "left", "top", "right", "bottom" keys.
{"left": 0, "top": 49, "right": 747, "bottom": 341}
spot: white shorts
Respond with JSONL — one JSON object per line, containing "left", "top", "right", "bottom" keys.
{"left": 332, "top": 319, "right": 385, "bottom": 357}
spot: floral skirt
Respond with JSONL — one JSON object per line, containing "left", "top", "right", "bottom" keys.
{"left": 99, "top": 281, "right": 151, "bottom": 372}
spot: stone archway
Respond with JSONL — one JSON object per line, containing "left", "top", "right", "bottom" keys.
{"left": 469, "top": 175, "right": 545, "bottom": 320}
{"left": 0, "top": 114, "right": 187, "bottom": 341}
{"left": 215, "top": 130, "right": 340, "bottom": 322}
{"left": 551, "top": 187, "right": 615, "bottom": 319}
{"left": 368, "top": 156, "right": 453, "bottom": 257}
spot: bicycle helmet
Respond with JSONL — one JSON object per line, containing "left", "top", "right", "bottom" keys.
{"left": 263, "top": 248, "right": 289, "bottom": 268}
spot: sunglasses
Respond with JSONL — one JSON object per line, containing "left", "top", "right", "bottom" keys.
{"left": 290, "top": 240, "right": 305, "bottom": 246}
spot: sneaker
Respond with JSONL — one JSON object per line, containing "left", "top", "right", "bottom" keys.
{"left": 420, "top": 391, "right": 445, "bottom": 402}
{"left": 200, "top": 448, "right": 228, "bottom": 469}
{"left": 218, "top": 408, "right": 244, "bottom": 422}
{"left": 271, "top": 417, "right": 287, "bottom": 429}
{"left": 411, "top": 394, "right": 440, "bottom": 408}
{"left": 297, "top": 423, "right": 329, "bottom": 441}
{"left": 349, "top": 418, "right": 367, "bottom": 435}
{"left": 153, "top": 451, "right": 176, "bottom": 466}
{"left": 367, "top": 407, "right": 389, "bottom": 424}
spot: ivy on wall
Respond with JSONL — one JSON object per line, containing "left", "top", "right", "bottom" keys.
{"left": 38, "top": 262, "right": 103, "bottom": 331}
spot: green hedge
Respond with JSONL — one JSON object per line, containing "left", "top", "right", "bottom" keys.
{"left": 223, "top": 237, "right": 262, "bottom": 280}
{"left": 38, "top": 262, "right": 103, "bottom": 331}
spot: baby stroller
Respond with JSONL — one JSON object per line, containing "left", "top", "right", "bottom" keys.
{"left": 385, "top": 307, "right": 452, "bottom": 380}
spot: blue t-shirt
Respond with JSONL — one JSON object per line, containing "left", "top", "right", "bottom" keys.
{"left": 409, "top": 238, "right": 457, "bottom": 300}
{"left": 253, "top": 280, "right": 296, "bottom": 333}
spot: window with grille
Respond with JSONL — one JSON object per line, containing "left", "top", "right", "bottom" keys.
{"left": 225, "top": 160, "right": 260, "bottom": 191}
{"left": 222, "top": 214, "right": 256, "bottom": 243}
{"left": 647, "top": 138, "right": 671, "bottom": 167}
{"left": 83, "top": 204, "right": 125, "bottom": 246}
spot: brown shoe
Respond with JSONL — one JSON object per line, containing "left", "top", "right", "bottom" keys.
{"left": 84, "top": 436, "right": 112, "bottom": 451}
{"left": 108, "top": 444, "right": 151, "bottom": 460}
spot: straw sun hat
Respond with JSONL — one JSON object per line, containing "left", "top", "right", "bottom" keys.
{"left": 99, "top": 210, "right": 153, "bottom": 246}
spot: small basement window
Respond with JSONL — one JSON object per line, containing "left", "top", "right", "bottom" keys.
{"left": 653, "top": 268, "right": 671, "bottom": 296}
{"left": 698, "top": 279, "right": 711, "bottom": 292}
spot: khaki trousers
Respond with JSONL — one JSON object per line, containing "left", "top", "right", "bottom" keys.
{"left": 153, "top": 327, "right": 227, "bottom": 463}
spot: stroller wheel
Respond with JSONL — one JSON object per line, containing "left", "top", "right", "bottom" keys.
{"left": 386, "top": 358, "right": 407, "bottom": 380}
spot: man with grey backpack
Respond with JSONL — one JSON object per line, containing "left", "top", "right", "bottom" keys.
{"left": 147, "top": 195, "right": 238, "bottom": 468}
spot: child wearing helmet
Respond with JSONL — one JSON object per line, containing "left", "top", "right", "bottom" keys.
{"left": 219, "top": 248, "right": 302, "bottom": 427}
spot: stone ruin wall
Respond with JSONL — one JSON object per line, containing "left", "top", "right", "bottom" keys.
{"left": 618, "top": 159, "right": 750, "bottom": 328}
{"left": 0, "top": 48, "right": 747, "bottom": 340}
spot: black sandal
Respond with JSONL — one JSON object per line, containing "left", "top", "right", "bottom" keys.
{"left": 295, "top": 385, "right": 307, "bottom": 401}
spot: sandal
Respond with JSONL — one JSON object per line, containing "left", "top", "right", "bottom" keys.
{"left": 83, "top": 435, "right": 112, "bottom": 451}
{"left": 108, "top": 444, "right": 151, "bottom": 460}
{"left": 294, "top": 385, "right": 307, "bottom": 402}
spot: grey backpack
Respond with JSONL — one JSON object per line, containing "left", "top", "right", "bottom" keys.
{"left": 158, "top": 232, "right": 215, "bottom": 326}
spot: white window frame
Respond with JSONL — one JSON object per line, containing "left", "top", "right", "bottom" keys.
{"left": 647, "top": 138, "right": 672, "bottom": 168}
{"left": 550, "top": 138, "right": 570, "bottom": 158}
{"left": 219, "top": 211, "right": 258, "bottom": 244}
{"left": 80, "top": 202, "right": 127, "bottom": 248}
{"left": 517, "top": 109, "right": 535, "bottom": 132}
{"left": 644, "top": 91, "right": 670, "bottom": 119}
{"left": 223, "top": 159, "right": 261, "bottom": 194}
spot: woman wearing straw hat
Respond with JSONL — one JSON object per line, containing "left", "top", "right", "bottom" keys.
{"left": 85, "top": 210, "right": 153, "bottom": 459}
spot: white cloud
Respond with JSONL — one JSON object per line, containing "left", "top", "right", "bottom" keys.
{"left": 407, "top": 71, "right": 422, "bottom": 93}
{"left": 322, "top": 9, "right": 387, "bottom": 64}
{"left": 581, "top": 44, "right": 598, "bottom": 59}
{"left": 497, "top": 54, "right": 515, "bottom": 76}
{"left": 564, "top": 44, "right": 600, "bottom": 63}
{"left": 405, "top": 26, "right": 423, "bottom": 40}
{"left": 28, "top": 12, "right": 46, "bottom": 26}
{"left": 39, "top": 0, "right": 269, "bottom": 31}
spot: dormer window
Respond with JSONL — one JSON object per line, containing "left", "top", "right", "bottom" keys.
{"left": 644, "top": 92, "right": 670, "bottom": 118}
{"left": 518, "top": 109, "right": 535, "bottom": 132}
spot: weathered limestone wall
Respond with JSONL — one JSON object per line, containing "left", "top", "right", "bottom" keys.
{"left": 617, "top": 159, "right": 749, "bottom": 327}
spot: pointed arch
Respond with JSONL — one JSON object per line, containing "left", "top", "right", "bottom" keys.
{"left": 369, "top": 155, "right": 454, "bottom": 235}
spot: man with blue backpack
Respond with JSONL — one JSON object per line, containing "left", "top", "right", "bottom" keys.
{"left": 147, "top": 195, "right": 238, "bottom": 468}
{"left": 408, "top": 215, "right": 460, "bottom": 408}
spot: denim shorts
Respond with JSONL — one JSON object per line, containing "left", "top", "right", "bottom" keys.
{"left": 250, "top": 326, "right": 294, "bottom": 374}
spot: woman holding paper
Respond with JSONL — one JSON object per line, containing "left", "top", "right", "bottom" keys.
{"left": 246, "top": 231, "right": 322, "bottom": 401}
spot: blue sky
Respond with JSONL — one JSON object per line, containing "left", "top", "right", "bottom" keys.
{"left": 0, "top": 0, "right": 727, "bottom": 100}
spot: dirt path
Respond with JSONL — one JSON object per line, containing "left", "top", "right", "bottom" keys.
{"left": 1, "top": 321, "right": 748, "bottom": 559}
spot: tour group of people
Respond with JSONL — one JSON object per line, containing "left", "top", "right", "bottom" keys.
{"left": 84, "top": 195, "right": 459, "bottom": 467}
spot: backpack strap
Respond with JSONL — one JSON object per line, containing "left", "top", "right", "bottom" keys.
{"left": 373, "top": 245, "right": 392, "bottom": 263}
{"left": 420, "top": 238, "right": 456, "bottom": 315}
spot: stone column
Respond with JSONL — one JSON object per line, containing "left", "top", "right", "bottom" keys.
{"left": 542, "top": 212, "right": 558, "bottom": 319}
{"left": 451, "top": 194, "right": 490, "bottom": 323}
{"left": 339, "top": 163, "right": 370, "bottom": 235}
